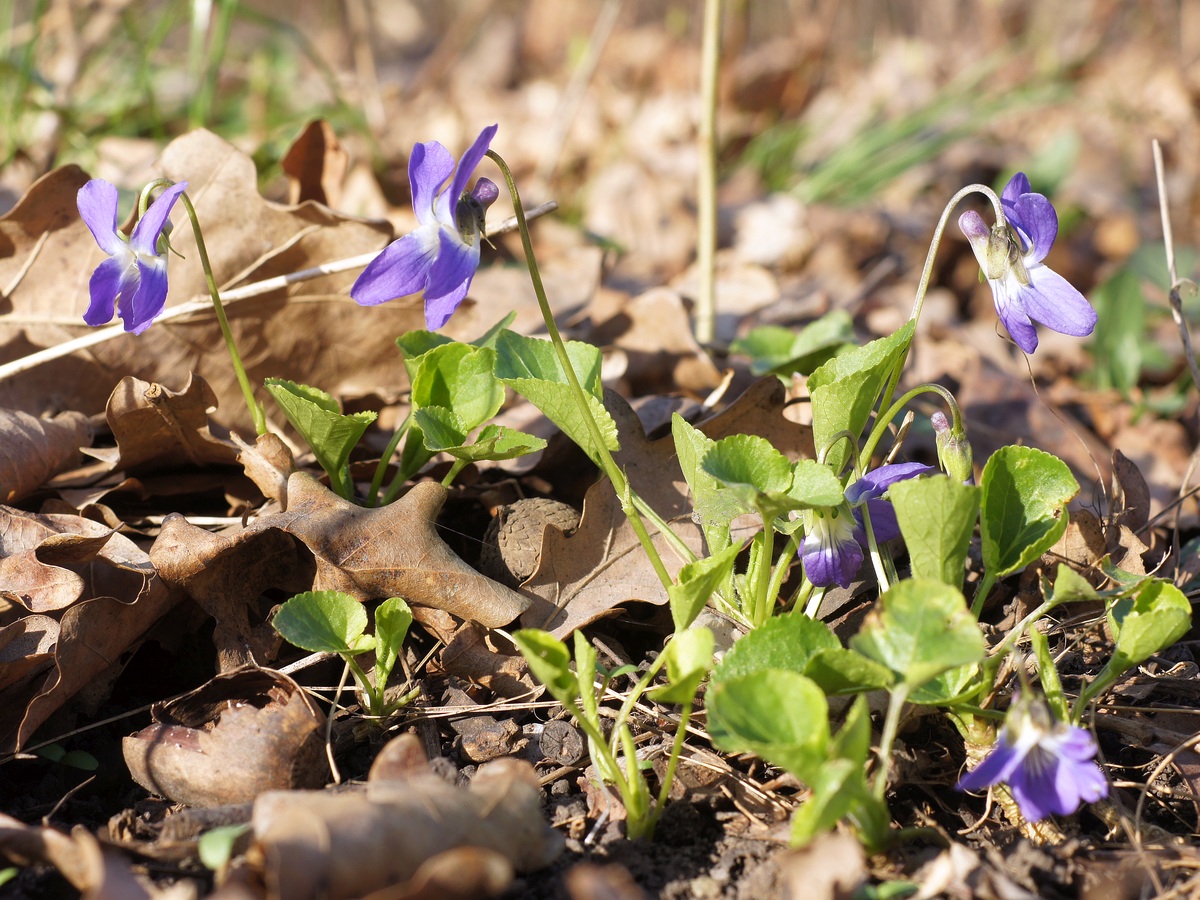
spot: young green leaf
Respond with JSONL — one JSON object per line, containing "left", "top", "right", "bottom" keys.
{"left": 667, "top": 542, "right": 742, "bottom": 630}
{"left": 648, "top": 627, "right": 715, "bottom": 704}
{"left": 395, "top": 312, "right": 517, "bottom": 380}
{"left": 980, "top": 446, "right": 1078, "bottom": 578}
{"left": 730, "top": 311, "right": 854, "bottom": 377}
{"left": 272, "top": 590, "right": 374, "bottom": 655}
{"left": 512, "top": 629, "right": 580, "bottom": 706}
{"left": 263, "top": 379, "right": 377, "bottom": 499}
{"left": 712, "top": 611, "right": 839, "bottom": 684}
{"left": 1078, "top": 577, "right": 1191, "bottom": 711}
{"left": 788, "top": 759, "right": 866, "bottom": 847}
{"left": 672, "top": 414, "right": 736, "bottom": 552}
{"left": 706, "top": 669, "right": 829, "bottom": 782}
{"left": 495, "top": 330, "right": 619, "bottom": 463}
{"left": 807, "top": 321, "right": 914, "bottom": 473}
{"left": 787, "top": 459, "right": 847, "bottom": 508}
{"left": 410, "top": 343, "right": 504, "bottom": 431}
{"left": 889, "top": 475, "right": 980, "bottom": 589}
{"left": 850, "top": 579, "right": 984, "bottom": 688}
{"left": 372, "top": 597, "right": 413, "bottom": 690}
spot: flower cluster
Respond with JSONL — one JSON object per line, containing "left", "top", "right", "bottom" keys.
{"left": 77, "top": 179, "right": 186, "bottom": 334}
{"left": 352, "top": 125, "right": 499, "bottom": 330}
{"left": 959, "top": 172, "right": 1097, "bottom": 354}
{"left": 800, "top": 462, "right": 933, "bottom": 588}
{"left": 957, "top": 695, "right": 1108, "bottom": 822}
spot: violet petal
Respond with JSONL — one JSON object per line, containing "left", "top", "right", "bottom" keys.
{"left": 1010, "top": 192, "right": 1058, "bottom": 262}
{"left": 83, "top": 255, "right": 126, "bottom": 326}
{"left": 1020, "top": 268, "right": 1099, "bottom": 338}
{"left": 77, "top": 180, "right": 125, "bottom": 256}
{"left": 409, "top": 142, "right": 455, "bottom": 229}
{"left": 130, "top": 182, "right": 187, "bottom": 256}
{"left": 351, "top": 228, "right": 439, "bottom": 307}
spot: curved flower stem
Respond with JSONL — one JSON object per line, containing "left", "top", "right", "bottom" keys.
{"left": 859, "top": 501, "right": 892, "bottom": 593}
{"left": 876, "top": 184, "right": 1004, "bottom": 427}
{"left": 858, "top": 382, "right": 962, "bottom": 472}
{"left": 487, "top": 149, "right": 674, "bottom": 592}
{"left": 175, "top": 190, "right": 267, "bottom": 435}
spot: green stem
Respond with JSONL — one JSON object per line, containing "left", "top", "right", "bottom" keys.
{"left": 486, "top": 149, "right": 674, "bottom": 592}
{"left": 873, "top": 682, "right": 910, "bottom": 799}
{"left": 177, "top": 191, "right": 267, "bottom": 435}
{"left": 971, "top": 570, "right": 997, "bottom": 619}
{"left": 876, "top": 184, "right": 1005, "bottom": 426}
{"left": 694, "top": 0, "right": 721, "bottom": 345}
{"left": 343, "top": 654, "right": 381, "bottom": 716}
{"left": 765, "top": 531, "right": 801, "bottom": 617}
{"left": 367, "top": 410, "right": 411, "bottom": 507}
{"left": 858, "top": 382, "right": 961, "bottom": 473}
{"left": 859, "top": 501, "right": 891, "bottom": 593}
{"left": 751, "top": 517, "right": 776, "bottom": 628}
{"left": 649, "top": 700, "right": 694, "bottom": 832}
{"left": 442, "top": 459, "right": 468, "bottom": 488}
{"left": 611, "top": 652, "right": 669, "bottom": 746}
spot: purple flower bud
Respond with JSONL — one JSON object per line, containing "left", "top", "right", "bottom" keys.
{"left": 932, "top": 411, "right": 973, "bottom": 484}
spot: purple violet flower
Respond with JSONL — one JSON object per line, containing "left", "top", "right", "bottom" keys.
{"left": 77, "top": 179, "right": 187, "bottom": 334}
{"left": 956, "top": 695, "right": 1108, "bottom": 822}
{"left": 800, "top": 461, "right": 934, "bottom": 588}
{"left": 352, "top": 125, "right": 500, "bottom": 330}
{"left": 959, "top": 172, "right": 1097, "bottom": 354}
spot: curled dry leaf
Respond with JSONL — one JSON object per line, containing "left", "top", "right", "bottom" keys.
{"left": 232, "top": 431, "right": 296, "bottom": 506}
{"left": 246, "top": 754, "right": 561, "bottom": 900}
{"left": 0, "top": 613, "right": 57, "bottom": 692}
{"left": 522, "top": 378, "right": 815, "bottom": 636}
{"left": 435, "top": 621, "right": 537, "bottom": 699}
{"left": 150, "top": 473, "right": 530, "bottom": 669}
{"left": 282, "top": 119, "right": 350, "bottom": 207}
{"left": 0, "top": 407, "right": 91, "bottom": 504}
{"left": 82, "top": 373, "right": 238, "bottom": 474}
{"left": 123, "top": 667, "right": 328, "bottom": 808}
{"left": 0, "top": 511, "right": 180, "bottom": 748}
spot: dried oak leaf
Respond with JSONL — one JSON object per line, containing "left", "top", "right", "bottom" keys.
{"left": 522, "top": 378, "right": 814, "bottom": 636}
{"left": 0, "top": 508, "right": 151, "bottom": 614}
{"left": 248, "top": 756, "right": 561, "bottom": 900}
{"left": 0, "top": 614, "right": 57, "bottom": 692}
{"left": 123, "top": 667, "right": 328, "bottom": 808}
{"left": 82, "top": 373, "right": 238, "bottom": 474}
{"left": 0, "top": 511, "right": 178, "bottom": 751}
{"left": 150, "top": 473, "right": 530, "bottom": 669}
{"left": 0, "top": 408, "right": 91, "bottom": 504}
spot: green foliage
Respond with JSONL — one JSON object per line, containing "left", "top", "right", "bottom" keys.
{"left": 889, "top": 475, "right": 980, "bottom": 589}
{"left": 1089, "top": 268, "right": 1147, "bottom": 395}
{"left": 850, "top": 579, "right": 984, "bottom": 689}
{"left": 671, "top": 413, "right": 731, "bottom": 554}
{"left": 264, "top": 379, "right": 376, "bottom": 500}
{"left": 494, "top": 330, "right": 619, "bottom": 465}
{"left": 980, "top": 446, "right": 1078, "bottom": 579}
{"left": 1075, "top": 577, "right": 1192, "bottom": 711}
{"left": 808, "top": 322, "right": 915, "bottom": 473}
{"left": 647, "top": 627, "right": 714, "bottom": 704}
{"left": 729, "top": 311, "right": 855, "bottom": 377}
{"left": 272, "top": 591, "right": 413, "bottom": 717}
{"left": 198, "top": 824, "right": 250, "bottom": 872}
{"left": 706, "top": 669, "right": 829, "bottom": 780}
{"left": 668, "top": 543, "right": 741, "bottom": 629}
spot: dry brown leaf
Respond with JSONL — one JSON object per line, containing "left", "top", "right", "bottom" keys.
{"left": 1111, "top": 447, "right": 1151, "bottom": 533}
{"left": 522, "top": 378, "right": 815, "bottom": 636}
{"left": 6, "top": 559, "right": 179, "bottom": 752}
{"left": 248, "top": 755, "right": 561, "bottom": 900}
{"left": 82, "top": 373, "right": 237, "bottom": 474}
{"left": 0, "top": 508, "right": 150, "bottom": 615}
{"left": 0, "top": 407, "right": 91, "bottom": 504}
{"left": 123, "top": 667, "right": 328, "bottom": 808}
{"left": 282, "top": 119, "right": 350, "bottom": 207}
{"left": 150, "top": 473, "right": 530, "bottom": 668}
{"left": 0, "top": 613, "right": 57, "bottom": 692}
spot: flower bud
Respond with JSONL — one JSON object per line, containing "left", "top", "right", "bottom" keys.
{"left": 932, "top": 411, "right": 973, "bottom": 485}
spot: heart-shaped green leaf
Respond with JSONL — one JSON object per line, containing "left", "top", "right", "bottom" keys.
{"left": 980, "top": 446, "right": 1077, "bottom": 578}
{"left": 272, "top": 590, "right": 373, "bottom": 655}
{"left": 890, "top": 474, "right": 980, "bottom": 589}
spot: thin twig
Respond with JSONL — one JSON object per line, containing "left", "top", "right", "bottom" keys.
{"left": 0, "top": 201, "right": 557, "bottom": 383}
{"left": 1153, "top": 139, "right": 1200, "bottom": 395}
